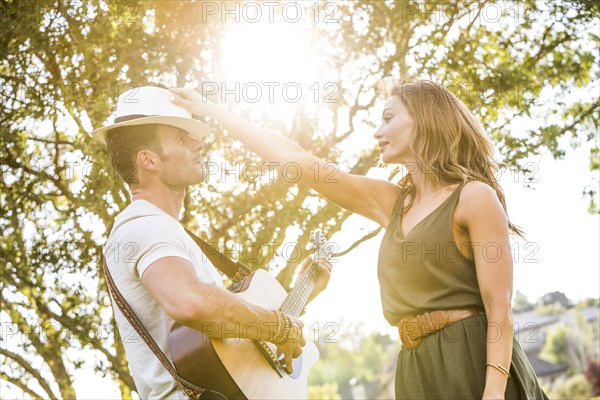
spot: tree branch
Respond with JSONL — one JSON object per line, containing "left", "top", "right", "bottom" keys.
{"left": 0, "top": 347, "right": 58, "bottom": 400}
{"left": 334, "top": 227, "right": 383, "bottom": 257}
{"left": 26, "top": 136, "right": 75, "bottom": 146}
{"left": 333, "top": 93, "right": 378, "bottom": 144}
{"left": 1, "top": 372, "right": 45, "bottom": 400}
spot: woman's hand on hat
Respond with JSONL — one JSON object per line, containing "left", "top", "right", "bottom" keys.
{"left": 169, "top": 87, "right": 216, "bottom": 117}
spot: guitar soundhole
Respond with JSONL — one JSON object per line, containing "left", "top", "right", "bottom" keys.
{"left": 277, "top": 352, "right": 303, "bottom": 379}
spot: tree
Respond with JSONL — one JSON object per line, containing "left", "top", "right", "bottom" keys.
{"left": 538, "top": 291, "right": 574, "bottom": 309}
{"left": 549, "top": 374, "right": 592, "bottom": 399}
{"left": 513, "top": 290, "right": 535, "bottom": 313}
{"left": 575, "top": 297, "right": 600, "bottom": 309}
{"left": 541, "top": 312, "right": 598, "bottom": 375}
{"left": 542, "top": 325, "right": 570, "bottom": 366}
{"left": 2, "top": 0, "right": 598, "bottom": 395}
{"left": 584, "top": 359, "right": 600, "bottom": 396}
{"left": 308, "top": 321, "right": 399, "bottom": 391}
{"left": 307, "top": 383, "right": 342, "bottom": 400}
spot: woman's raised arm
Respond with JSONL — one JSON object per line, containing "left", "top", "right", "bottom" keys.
{"left": 170, "top": 87, "right": 400, "bottom": 227}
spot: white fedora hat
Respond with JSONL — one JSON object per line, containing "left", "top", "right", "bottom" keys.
{"left": 91, "top": 86, "right": 210, "bottom": 144}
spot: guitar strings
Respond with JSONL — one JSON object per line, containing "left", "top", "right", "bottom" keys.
{"left": 280, "top": 237, "right": 332, "bottom": 316}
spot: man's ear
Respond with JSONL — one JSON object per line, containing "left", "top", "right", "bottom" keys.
{"left": 136, "top": 149, "right": 161, "bottom": 172}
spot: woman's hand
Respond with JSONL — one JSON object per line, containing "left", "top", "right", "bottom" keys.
{"left": 274, "top": 315, "right": 306, "bottom": 374}
{"left": 300, "top": 255, "right": 333, "bottom": 303}
{"left": 169, "top": 87, "right": 218, "bottom": 117}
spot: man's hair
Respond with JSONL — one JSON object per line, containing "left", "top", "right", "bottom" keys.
{"left": 105, "top": 124, "right": 163, "bottom": 184}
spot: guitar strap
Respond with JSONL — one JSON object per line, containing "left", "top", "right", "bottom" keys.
{"left": 182, "top": 226, "right": 251, "bottom": 282}
{"left": 102, "top": 226, "right": 251, "bottom": 400}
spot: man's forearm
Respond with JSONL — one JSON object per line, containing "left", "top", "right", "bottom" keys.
{"left": 178, "top": 283, "right": 279, "bottom": 341}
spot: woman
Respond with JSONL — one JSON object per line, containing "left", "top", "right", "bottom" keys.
{"left": 170, "top": 80, "right": 548, "bottom": 399}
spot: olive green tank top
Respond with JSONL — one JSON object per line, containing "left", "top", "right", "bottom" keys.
{"left": 377, "top": 182, "right": 485, "bottom": 325}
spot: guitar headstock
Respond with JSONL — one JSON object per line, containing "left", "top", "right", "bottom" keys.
{"left": 309, "top": 228, "right": 334, "bottom": 262}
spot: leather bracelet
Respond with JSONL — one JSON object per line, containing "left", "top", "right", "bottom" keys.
{"left": 486, "top": 363, "right": 511, "bottom": 379}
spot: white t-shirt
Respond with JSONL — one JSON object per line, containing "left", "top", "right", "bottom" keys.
{"left": 103, "top": 199, "right": 224, "bottom": 399}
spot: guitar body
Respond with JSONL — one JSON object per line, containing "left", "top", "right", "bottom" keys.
{"left": 170, "top": 269, "right": 319, "bottom": 400}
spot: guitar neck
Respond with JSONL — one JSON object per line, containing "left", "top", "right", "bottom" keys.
{"left": 254, "top": 264, "right": 323, "bottom": 377}
{"left": 279, "top": 262, "right": 321, "bottom": 317}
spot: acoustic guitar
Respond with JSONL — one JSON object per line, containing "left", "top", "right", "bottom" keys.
{"left": 169, "top": 230, "right": 334, "bottom": 399}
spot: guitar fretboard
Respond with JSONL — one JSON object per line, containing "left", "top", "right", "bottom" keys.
{"left": 280, "top": 257, "right": 322, "bottom": 317}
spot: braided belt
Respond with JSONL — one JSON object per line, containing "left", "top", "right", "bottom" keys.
{"left": 397, "top": 308, "right": 484, "bottom": 350}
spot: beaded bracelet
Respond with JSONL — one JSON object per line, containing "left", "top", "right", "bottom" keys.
{"left": 279, "top": 313, "right": 292, "bottom": 342}
{"left": 271, "top": 312, "right": 285, "bottom": 343}
{"left": 271, "top": 311, "right": 293, "bottom": 344}
{"left": 270, "top": 310, "right": 283, "bottom": 342}
{"left": 280, "top": 314, "right": 292, "bottom": 343}
{"left": 486, "top": 363, "right": 511, "bottom": 379}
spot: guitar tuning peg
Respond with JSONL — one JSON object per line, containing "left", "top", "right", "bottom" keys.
{"left": 325, "top": 243, "right": 334, "bottom": 255}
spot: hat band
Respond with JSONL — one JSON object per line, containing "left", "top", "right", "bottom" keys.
{"left": 114, "top": 114, "right": 156, "bottom": 123}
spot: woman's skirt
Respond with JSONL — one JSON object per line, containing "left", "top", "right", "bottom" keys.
{"left": 395, "top": 314, "right": 549, "bottom": 399}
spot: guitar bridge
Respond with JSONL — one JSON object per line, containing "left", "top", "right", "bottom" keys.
{"left": 255, "top": 340, "right": 285, "bottom": 378}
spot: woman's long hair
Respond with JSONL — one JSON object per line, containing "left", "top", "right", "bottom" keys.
{"left": 381, "top": 79, "right": 525, "bottom": 238}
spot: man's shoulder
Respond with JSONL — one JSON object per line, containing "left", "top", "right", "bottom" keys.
{"left": 105, "top": 200, "right": 187, "bottom": 255}
{"left": 112, "top": 201, "right": 179, "bottom": 232}
{"left": 117, "top": 199, "right": 171, "bottom": 220}
{"left": 103, "top": 201, "right": 194, "bottom": 279}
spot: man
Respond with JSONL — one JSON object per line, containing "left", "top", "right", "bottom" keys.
{"left": 93, "top": 86, "right": 332, "bottom": 399}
